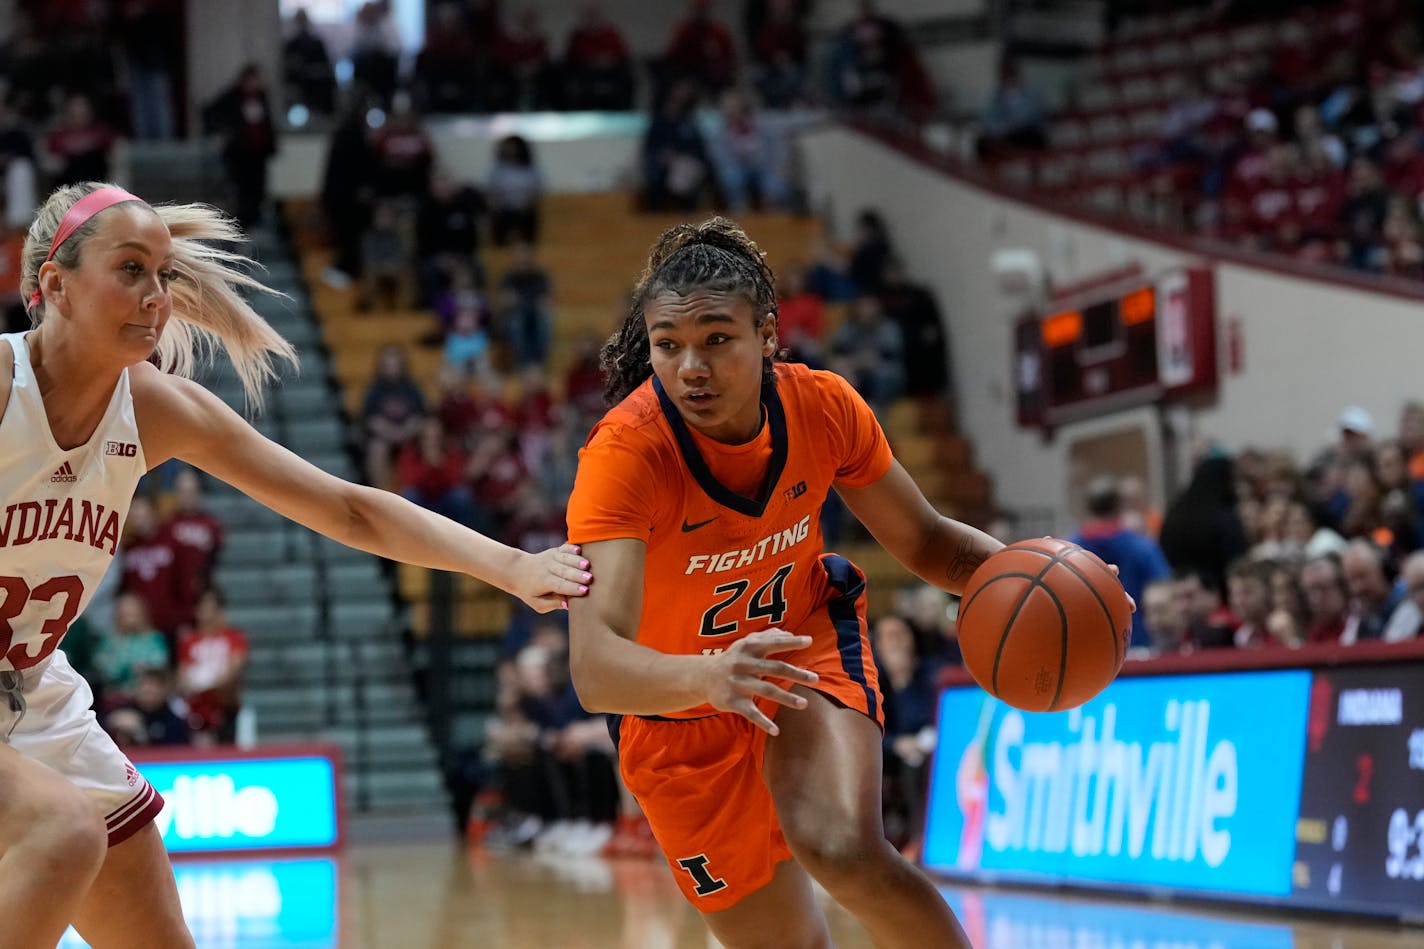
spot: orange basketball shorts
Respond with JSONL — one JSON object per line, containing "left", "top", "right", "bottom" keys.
{"left": 611, "top": 554, "right": 883, "bottom": 911}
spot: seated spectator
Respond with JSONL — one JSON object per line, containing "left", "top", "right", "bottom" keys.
{"left": 360, "top": 200, "right": 408, "bottom": 310}
{"left": 1175, "top": 568, "right": 1236, "bottom": 649}
{"left": 708, "top": 90, "right": 791, "bottom": 213}
{"left": 562, "top": 3, "right": 635, "bottom": 111}
{"left": 848, "top": 210, "right": 894, "bottom": 296}
{"left": 804, "top": 236, "right": 858, "bottom": 302}
{"left": 873, "top": 614, "right": 937, "bottom": 854}
{"left": 661, "top": 0, "right": 736, "bottom": 99}
{"left": 414, "top": 3, "right": 480, "bottom": 113}
{"left": 749, "top": 0, "right": 808, "bottom": 108}
{"left": 44, "top": 93, "right": 116, "bottom": 187}
{"left": 163, "top": 468, "right": 224, "bottom": 629}
{"left": 641, "top": 82, "right": 711, "bottom": 212}
{"left": 775, "top": 262, "right": 825, "bottom": 366}
{"left": 433, "top": 262, "right": 492, "bottom": 337}
{"left": 505, "top": 484, "right": 567, "bottom": 555}
{"left": 444, "top": 305, "right": 495, "bottom": 381}
{"left": 176, "top": 589, "right": 249, "bottom": 744}
{"left": 826, "top": 294, "right": 904, "bottom": 408}
{"left": 562, "top": 330, "right": 607, "bottom": 421}
{"left": 1227, "top": 558, "right": 1277, "bottom": 648}
{"left": 1070, "top": 475, "right": 1171, "bottom": 650}
{"left": 497, "top": 242, "right": 553, "bottom": 369}
{"left": 879, "top": 258, "right": 949, "bottom": 399}
{"left": 98, "top": 592, "right": 171, "bottom": 708}
{"left": 487, "top": 135, "right": 542, "bottom": 247}
{"left": 895, "top": 583, "right": 961, "bottom": 677}
{"left": 977, "top": 59, "right": 1047, "bottom": 159}
{"left": 1382, "top": 549, "right": 1424, "bottom": 642}
{"left": 1339, "top": 156, "right": 1392, "bottom": 271}
{"left": 830, "top": 0, "right": 906, "bottom": 110}
{"left": 1283, "top": 500, "right": 1348, "bottom": 559}
{"left": 494, "top": 7, "right": 556, "bottom": 111}
{"left": 362, "top": 344, "right": 427, "bottom": 486}
{"left": 1138, "top": 579, "right": 1187, "bottom": 658}
{"left": 283, "top": 8, "right": 336, "bottom": 116}
{"left": 397, "top": 417, "right": 479, "bottom": 528}
{"left": 416, "top": 170, "right": 486, "bottom": 308}
{"left": 1301, "top": 553, "right": 1353, "bottom": 644}
{"left": 105, "top": 669, "right": 191, "bottom": 748}
{"left": 469, "top": 431, "right": 529, "bottom": 532}
{"left": 120, "top": 495, "right": 183, "bottom": 639}
{"left": 1341, "top": 540, "right": 1403, "bottom": 642}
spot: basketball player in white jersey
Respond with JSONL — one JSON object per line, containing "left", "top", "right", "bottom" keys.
{"left": 0, "top": 183, "right": 592, "bottom": 949}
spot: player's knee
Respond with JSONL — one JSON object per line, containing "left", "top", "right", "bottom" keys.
{"left": 32, "top": 784, "right": 108, "bottom": 876}
{"left": 784, "top": 825, "right": 893, "bottom": 889}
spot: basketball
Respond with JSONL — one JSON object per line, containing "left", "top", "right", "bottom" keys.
{"left": 956, "top": 537, "right": 1132, "bottom": 712}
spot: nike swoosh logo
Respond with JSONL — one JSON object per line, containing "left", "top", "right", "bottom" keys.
{"left": 681, "top": 517, "right": 719, "bottom": 533}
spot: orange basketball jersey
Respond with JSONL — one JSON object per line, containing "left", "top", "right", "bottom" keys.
{"left": 566, "top": 363, "right": 892, "bottom": 717}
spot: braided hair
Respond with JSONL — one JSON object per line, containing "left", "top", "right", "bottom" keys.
{"left": 600, "top": 217, "right": 778, "bottom": 405}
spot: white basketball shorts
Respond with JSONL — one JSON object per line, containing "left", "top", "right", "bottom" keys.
{"left": 2, "top": 651, "right": 164, "bottom": 846}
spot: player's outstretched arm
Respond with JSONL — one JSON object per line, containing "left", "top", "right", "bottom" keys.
{"left": 837, "top": 459, "right": 1004, "bottom": 597}
{"left": 132, "top": 367, "right": 588, "bottom": 612}
{"left": 568, "top": 538, "right": 817, "bottom": 733}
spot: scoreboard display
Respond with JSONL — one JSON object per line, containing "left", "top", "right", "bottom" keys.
{"left": 1293, "top": 664, "right": 1424, "bottom": 920}
{"left": 1016, "top": 267, "right": 1217, "bottom": 428}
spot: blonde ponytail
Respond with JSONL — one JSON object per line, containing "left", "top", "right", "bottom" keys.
{"left": 20, "top": 182, "right": 298, "bottom": 411}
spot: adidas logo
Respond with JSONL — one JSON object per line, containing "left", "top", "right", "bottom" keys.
{"left": 50, "top": 461, "right": 77, "bottom": 484}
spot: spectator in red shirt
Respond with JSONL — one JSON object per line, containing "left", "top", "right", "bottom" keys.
{"left": 776, "top": 262, "right": 824, "bottom": 366}
{"left": 162, "top": 468, "right": 225, "bottom": 629}
{"left": 397, "top": 417, "right": 479, "bottom": 528}
{"left": 469, "top": 430, "right": 528, "bottom": 531}
{"left": 1302, "top": 554, "right": 1352, "bottom": 644}
{"left": 662, "top": 0, "right": 737, "bottom": 98}
{"left": 120, "top": 495, "right": 184, "bottom": 639}
{"left": 177, "top": 590, "right": 250, "bottom": 744}
{"left": 562, "top": 330, "right": 607, "bottom": 421}
{"left": 495, "top": 7, "right": 555, "bottom": 111}
{"left": 563, "top": 3, "right": 635, "bottom": 110}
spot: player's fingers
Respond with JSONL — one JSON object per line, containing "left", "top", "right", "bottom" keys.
{"left": 1126, "top": 593, "right": 1137, "bottom": 613}
{"left": 743, "top": 632, "right": 814, "bottom": 654}
{"left": 739, "top": 702, "right": 781, "bottom": 736}
{"left": 757, "top": 660, "right": 818, "bottom": 685}
{"left": 527, "top": 594, "right": 562, "bottom": 614}
{"left": 740, "top": 676, "right": 809, "bottom": 710}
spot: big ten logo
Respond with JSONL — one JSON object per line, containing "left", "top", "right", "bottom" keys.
{"left": 783, "top": 481, "right": 807, "bottom": 502}
{"left": 103, "top": 440, "right": 138, "bottom": 457}
{"left": 154, "top": 774, "right": 280, "bottom": 840}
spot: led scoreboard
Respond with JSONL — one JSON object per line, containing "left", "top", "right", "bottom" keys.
{"left": 1015, "top": 267, "right": 1217, "bottom": 428}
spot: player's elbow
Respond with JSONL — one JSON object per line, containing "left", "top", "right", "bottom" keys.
{"left": 569, "top": 658, "right": 614, "bottom": 713}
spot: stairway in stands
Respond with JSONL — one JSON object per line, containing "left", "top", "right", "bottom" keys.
{"left": 126, "top": 142, "right": 452, "bottom": 822}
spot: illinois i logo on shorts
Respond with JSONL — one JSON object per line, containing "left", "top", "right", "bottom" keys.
{"left": 104, "top": 440, "right": 138, "bottom": 457}
{"left": 676, "top": 854, "right": 727, "bottom": 897}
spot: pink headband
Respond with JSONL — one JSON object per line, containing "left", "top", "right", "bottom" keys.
{"left": 27, "top": 187, "right": 143, "bottom": 313}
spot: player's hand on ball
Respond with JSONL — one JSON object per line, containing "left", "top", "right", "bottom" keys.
{"left": 700, "top": 630, "right": 819, "bottom": 736}
{"left": 516, "top": 543, "right": 590, "bottom": 613}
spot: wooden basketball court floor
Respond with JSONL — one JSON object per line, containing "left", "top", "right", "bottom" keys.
{"left": 58, "top": 836, "right": 1423, "bottom": 948}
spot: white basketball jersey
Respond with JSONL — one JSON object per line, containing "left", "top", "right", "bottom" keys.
{"left": 0, "top": 332, "right": 146, "bottom": 674}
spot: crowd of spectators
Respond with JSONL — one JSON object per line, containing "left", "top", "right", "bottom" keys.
{"left": 65, "top": 467, "right": 249, "bottom": 753}
{"left": 1062, "top": 402, "right": 1424, "bottom": 660}
{"left": 991, "top": 0, "right": 1424, "bottom": 280}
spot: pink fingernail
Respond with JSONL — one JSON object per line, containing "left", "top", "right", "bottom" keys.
{"left": 560, "top": 599, "right": 568, "bottom": 609}
{"left": 582, "top": 572, "right": 592, "bottom": 581}
{"left": 579, "top": 585, "right": 588, "bottom": 594}
{"left": 580, "top": 560, "right": 589, "bottom": 569}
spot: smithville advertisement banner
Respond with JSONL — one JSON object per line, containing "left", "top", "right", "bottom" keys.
{"left": 923, "top": 670, "right": 1312, "bottom": 898}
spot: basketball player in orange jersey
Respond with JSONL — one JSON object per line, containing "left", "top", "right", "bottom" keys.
{"left": 565, "top": 218, "right": 1002, "bottom": 948}
{"left": 0, "top": 182, "right": 591, "bottom": 949}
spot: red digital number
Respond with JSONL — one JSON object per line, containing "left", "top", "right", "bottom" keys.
{"left": 0, "top": 575, "right": 84, "bottom": 671}
{"left": 1353, "top": 753, "right": 1374, "bottom": 805}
